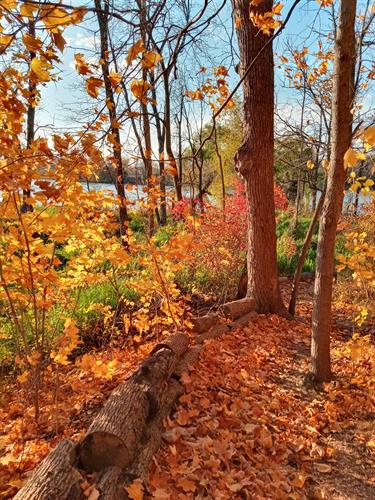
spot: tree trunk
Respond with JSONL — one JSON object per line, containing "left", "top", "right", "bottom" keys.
{"left": 137, "top": 0, "right": 154, "bottom": 234}
{"left": 293, "top": 86, "right": 307, "bottom": 230}
{"left": 311, "top": 0, "right": 356, "bottom": 382}
{"left": 289, "top": 187, "right": 325, "bottom": 315}
{"left": 22, "top": 20, "right": 36, "bottom": 214}
{"left": 150, "top": 73, "right": 167, "bottom": 225}
{"left": 95, "top": 0, "right": 128, "bottom": 239}
{"left": 163, "top": 68, "right": 182, "bottom": 201}
{"left": 233, "top": 0, "right": 285, "bottom": 314}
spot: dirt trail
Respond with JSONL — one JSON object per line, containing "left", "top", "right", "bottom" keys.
{"left": 148, "top": 312, "right": 375, "bottom": 499}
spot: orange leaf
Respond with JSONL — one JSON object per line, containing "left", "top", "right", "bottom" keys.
{"left": 86, "top": 77, "right": 103, "bottom": 98}
{"left": 130, "top": 79, "right": 151, "bottom": 104}
{"left": 126, "top": 39, "right": 144, "bottom": 64}
{"left": 125, "top": 479, "right": 144, "bottom": 500}
{"left": 141, "top": 50, "right": 162, "bottom": 70}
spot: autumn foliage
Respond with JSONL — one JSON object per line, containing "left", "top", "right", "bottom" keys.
{"left": 0, "top": 0, "right": 374, "bottom": 498}
{"left": 175, "top": 182, "right": 288, "bottom": 298}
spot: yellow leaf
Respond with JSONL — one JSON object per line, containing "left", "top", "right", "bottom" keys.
{"left": 125, "top": 479, "right": 144, "bottom": 500}
{"left": 20, "top": 2, "right": 38, "bottom": 18}
{"left": 141, "top": 50, "right": 162, "bottom": 70}
{"left": 79, "top": 353, "right": 95, "bottom": 371}
{"left": 63, "top": 318, "right": 80, "bottom": 338}
{"left": 17, "top": 370, "right": 30, "bottom": 383}
{"left": 322, "top": 159, "right": 329, "bottom": 171}
{"left": 109, "top": 71, "right": 122, "bottom": 88}
{"left": 23, "top": 33, "right": 42, "bottom": 52}
{"left": 75, "top": 53, "right": 92, "bottom": 75}
{"left": 126, "top": 39, "right": 144, "bottom": 64}
{"left": 344, "top": 148, "right": 365, "bottom": 169}
{"left": 363, "top": 125, "right": 375, "bottom": 149}
{"left": 0, "top": 0, "right": 17, "bottom": 10}
{"left": 40, "top": 6, "right": 72, "bottom": 30}
{"left": 273, "top": 2, "right": 283, "bottom": 15}
{"left": 0, "top": 34, "right": 14, "bottom": 51}
{"left": 71, "top": 7, "right": 87, "bottom": 24}
{"left": 307, "top": 160, "right": 315, "bottom": 170}
{"left": 27, "top": 350, "right": 41, "bottom": 367}
{"left": 51, "top": 30, "right": 66, "bottom": 52}
{"left": 31, "top": 57, "right": 52, "bottom": 82}
{"left": 130, "top": 79, "right": 151, "bottom": 104}
{"left": 86, "top": 77, "right": 103, "bottom": 98}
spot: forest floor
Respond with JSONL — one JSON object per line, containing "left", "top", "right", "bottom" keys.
{"left": 1, "top": 281, "right": 374, "bottom": 499}
{"left": 148, "top": 282, "right": 375, "bottom": 499}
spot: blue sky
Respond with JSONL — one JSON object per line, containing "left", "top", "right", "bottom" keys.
{"left": 37, "top": 1, "right": 326, "bottom": 127}
{"left": 36, "top": 0, "right": 373, "bottom": 152}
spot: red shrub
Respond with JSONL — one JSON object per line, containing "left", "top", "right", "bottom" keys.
{"left": 180, "top": 182, "right": 288, "bottom": 299}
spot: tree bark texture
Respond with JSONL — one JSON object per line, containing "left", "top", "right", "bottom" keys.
{"left": 13, "top": 440, "right": 82, "bottom": 500}
{"left": 233, "top": 0, "right": 285, "bottom": 313}
{"left": 78, "top": 333, "right": 188, "bottom": 472}
{"left": 311, "top": 0, "right": 357, "bottom": 382}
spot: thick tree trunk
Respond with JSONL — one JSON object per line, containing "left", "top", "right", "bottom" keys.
{"left": 233, "top": 0, "right": 285, "bottom": 314}
{"left": 311, "top": 0, "right": 356, "bottom": 382}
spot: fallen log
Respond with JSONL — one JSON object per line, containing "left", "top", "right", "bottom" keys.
{"left": 96, "top": 467, "right": 128, "bottom": 500}
{"left": 196, "top": 324, "right": 230, "bottom": 343}
{"left": 222, "top": 298, "right": 256, "bottom": 320}
{"left": 78, "top": 333, "right": 189, "bottom": 473}
{"left": 191, "top": 313, "right": 219, "bottom": 333}
{"left": 14, "top": 333, "right": 191, "bottom": 499}
{"left": 13, "top": 440, "right": 82, "bottom": 500}
{"left": 230, "top": 311, "right": 258, "bottom": 330}
{"left": 96, "top": 380, "right": 183, "bottom": 499}
{"left": 174, "top": 346, "right": 202, "bottom": 376}
{"left": 127, "top": 378, "right": 183, "bottom": 482}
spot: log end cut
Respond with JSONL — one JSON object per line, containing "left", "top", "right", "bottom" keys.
{"left": 79, "top": 431, "right": 130, "bottom": 473}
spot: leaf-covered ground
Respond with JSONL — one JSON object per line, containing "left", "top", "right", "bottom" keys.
{"left": 0, "top": 282, "right": 374, "bottom": 499}
{"left": 148, "top": 287, "right": 375, "bottom": 499}
{"left": 0, "top": 341, "right": 159, "bottom": 498}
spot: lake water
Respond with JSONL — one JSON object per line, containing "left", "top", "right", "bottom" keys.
{"left": 83, "top": 182, "right": 192, "bottom": 204}
{"left": 86, "top": 182, "right": 371, "bottom": 212}
{"left": 84, "top": 182, "right": 146, "bottom": 203}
